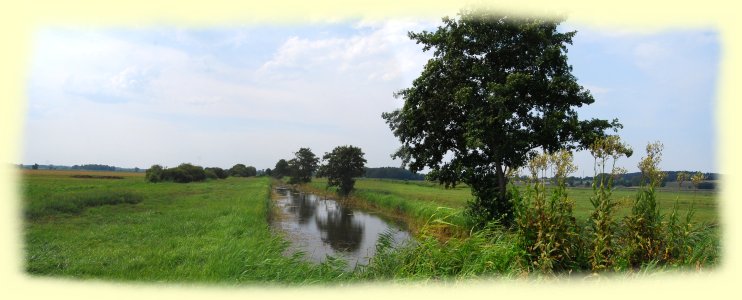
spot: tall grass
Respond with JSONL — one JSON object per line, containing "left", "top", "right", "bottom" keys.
{"left": 356, "top": 221, "right": 523, "bottom": 281}
{"left": 25, "top": 189, "right": 143, "bottom": 220}
{"left": 24, "top": 174, "right": 352, "bottom": 284}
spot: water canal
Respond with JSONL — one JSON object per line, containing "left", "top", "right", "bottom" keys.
{"left": 270, "top": 187, "right": 412, "bottom": 269}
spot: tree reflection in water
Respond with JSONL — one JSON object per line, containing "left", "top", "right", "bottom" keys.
{"left": 273, "top": 189, "right": 411, "bottom": 268}
{"left": 287, "top": 192, "right": 317, "bottom": 225}
{"left": 315, "top": 204, "right": 364, "bottom": 252}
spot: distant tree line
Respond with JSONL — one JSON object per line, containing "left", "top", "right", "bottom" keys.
{"left": 527, "top": 171, "right": 718, "bottom": 190}
{"left": 71, "top": 164, "right": 117, "bottom": 171}
{"left": 21, "top": 163, "right": 142, "bottom": 172}
{"left": 363, "top": 167, "right": 425, "bottom": 180}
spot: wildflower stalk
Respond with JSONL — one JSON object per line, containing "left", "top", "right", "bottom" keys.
{"left": 587, "top": 136, "right": 632, "bottom": 272}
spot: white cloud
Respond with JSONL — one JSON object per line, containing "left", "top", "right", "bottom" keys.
{"left": 25, "top": 24, "right": 438, "bottom": 168}
{"left": 25, "top": 22, "right": 716, "bottom": 172}
{"left": 258, "top": 19, "right": 435, "bottom": 82}
{"left": 633, "top": 42, "right": 671, "bottom": 70}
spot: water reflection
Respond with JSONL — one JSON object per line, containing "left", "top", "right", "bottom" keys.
{"left": 316, "top": 205, "right": 364, "bottom": 252}
{"left": 287, "top": 192, "right": 317, "bottom": 225}
{"left": 271, "top": 188, "right": 411, "bottom": 268}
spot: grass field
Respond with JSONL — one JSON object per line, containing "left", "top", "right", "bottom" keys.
{"left": 22, "top": 170, "right": 348, "bottom": 284}
{"left": 309, "top": 177, "right": 719, "bottom": 229}
{"left": 21, "top": 170, "right": 720, "bottom": 282}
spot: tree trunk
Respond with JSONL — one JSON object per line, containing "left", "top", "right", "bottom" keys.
{"left": 495, "top": 163, "right": 506, "bottom": 200}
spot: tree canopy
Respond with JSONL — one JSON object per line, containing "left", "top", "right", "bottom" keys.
{"left": 273, "top": 159, "right": 290, "bottom": 179}
{"left": 382, "top": 10, "right": 619, "bottom": 225}
{"left": 287, "top": 148, "right": 319, "bottom": 184}
{"left": 229, "top": 164, "right": 256, "bottom": 177}
{"left": 319, "top": 145, "right": 367, "bottom": 196}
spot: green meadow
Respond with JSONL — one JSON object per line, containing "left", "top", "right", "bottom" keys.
{"left": 22, "top": 170, "right": 720, "bottom": 283}
{"left": 309, "top": 177, "right": 719, "bottom": 229}
{"left": 22, "top": 170, "right": 348, "bottom": 284}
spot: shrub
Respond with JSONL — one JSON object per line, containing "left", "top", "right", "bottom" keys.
{"left": 204, "top": 168, "right": 218, "bottom": 179}
{"left": 177, "top": 163, "right": 206, "bottom": 182}
{"left": 162, "top": 167, "right": 191, "bottom": 183}
{"left": 229, "top": 164, "right": 256, "bottom": 177}
{"left": 145, "top": 165, "right": 164, "bottom": 183}
{"left": 149, "top": 163, "right": 209, "bottom": 183}
{"left": 205, "top": 167, "right": 229, "bottom": 179}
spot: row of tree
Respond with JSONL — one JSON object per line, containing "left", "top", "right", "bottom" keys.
{"left": 70, "top": 164, "right": 117, "bottom": 171}
{"left": 270, "top": 146, "right": 367, "bottom": 196}
{"left": 145, "top": 163, "right": 258, "bottom": 183}
{"left": 23, "top": 163, "right": 141, "bottom": 172}
{"left": 515, "top": 170, "right": 718, "bottom": 189}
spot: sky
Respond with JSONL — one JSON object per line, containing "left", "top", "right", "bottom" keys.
{"left": 22, "top": 16, "right": 720, "bottom": 174}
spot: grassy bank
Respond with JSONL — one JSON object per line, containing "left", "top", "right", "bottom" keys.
{"left": 23, "top": 170, "right": 348, "bottom": 284}
{"left": 310, "top": 177, "right": 719, "bottom": 226}
{"left": 306, "top": 179, "right": 469, "bottom": 237}
{"left": 307, "top": 176, "right": 719, "bottom": 278}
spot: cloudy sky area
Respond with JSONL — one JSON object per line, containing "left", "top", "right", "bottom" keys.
{"left": 23, "top": 17, "right": 719, "bottom": 174}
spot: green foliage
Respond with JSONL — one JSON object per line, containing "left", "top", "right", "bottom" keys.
{"left": 357, "top": 221, "right": 522, "bottom": 280}
{"left": 382, "top": 9, "right": 620, "bottom": 226}
{"left": 145, "top": 164, "right": 164, "bottom": 183}
{"left": 622, "top": 142, "right": 665, "bottom": 267}
{"left": 585, "top": 136, "right": 632, "bottom": 271}
{"left": 287, "top": 148, "right": 319, "bottom": 184}
{"left": 204, "top": 168, "right": 218, "bottom": 179}
{"left": 177, "top": 163, "right": 207, "bottom": 182}
{"left": 320, "top": 145, "right": 367, "bottom": 196}
{"left": 229, "top": 164, "right": 256, "bottom": 177}
{"left": 272, "top": 159, "right": 289, "bottom": 179}
{"left": 205, "top": 167, "right": 229, "bottom": 179}
{"left": 145, "top": 163, "right": 208, "bottom": 183}
{"left": 512, "top": 151, "right": 584, "bottom": 273}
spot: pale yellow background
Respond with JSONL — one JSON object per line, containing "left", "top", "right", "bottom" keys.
{"left": 1, "top": 0, "right": 738, "bottom": 299}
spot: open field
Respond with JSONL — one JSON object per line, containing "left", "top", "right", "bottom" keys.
{"left": 310, "top": 177, "right": 719, "bottom": 227}
{"left": 21, "top": 170, "right": 720, "bottom": 282}
{"left": 22, "top": 170, "right": 347, "bottom": 283}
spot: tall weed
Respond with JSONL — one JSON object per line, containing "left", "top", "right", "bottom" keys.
{"left": 512, "top": 150, "right": 583, "bottom": 273}
{"left": 622, "top": 142, "right": 665, "bottom": 267}
{"left": 586, "top": 136, "right": 632, "bottom": 271}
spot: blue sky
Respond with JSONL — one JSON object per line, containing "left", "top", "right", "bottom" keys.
{"left": 23, "top": 17, "right": 719, "bottom": 174}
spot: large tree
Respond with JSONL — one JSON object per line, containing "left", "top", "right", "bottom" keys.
{"left": 287, "top": 148, "right": 319, "bottom": 184}
{"left": 319, "top": 145, "right": 367, "bottom": 196}
{"left": 229, "top": 163, "right": 249, "bottom": 177}
{"left": 273, "top": 159, "right": 290, "bottom": 179}
{"left": 382, "top": 10, "right": 619, "bottom": 226}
